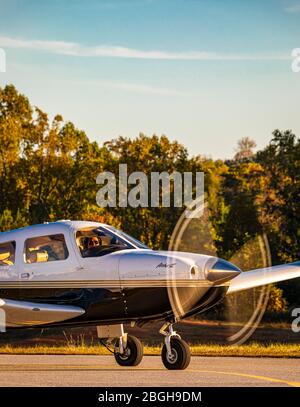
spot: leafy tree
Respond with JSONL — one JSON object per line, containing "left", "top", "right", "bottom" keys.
{"left": 104, "top": 134, "right": 195, "bottom": 249}
{"left": 256, "top": 130, "right": 300, "bottom": 306}
{"left": 256, "top": 129, "right": 300, "bottom": 263}
{"left": 267, "top": 285, "right": 288, "bottom": 313}
{"left": 0, "top": 209, "right": 28, "bottom": 232}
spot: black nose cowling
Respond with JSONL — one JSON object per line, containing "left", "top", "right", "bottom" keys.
{"left": 206, "top": 258, "right": 241, "bottom": 284}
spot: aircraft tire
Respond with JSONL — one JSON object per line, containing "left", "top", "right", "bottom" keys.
{"left": 114, "top": 335, "right": 143, "bottom": 367}
{"left": 161, "top": 337, "right": 191, "bottom": 370}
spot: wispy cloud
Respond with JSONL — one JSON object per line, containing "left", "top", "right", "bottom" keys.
{"left": 0, "top": 36, "right": 78, "bottom": 55}
{"left": 73, "top": 79, "right": 184, "bottom": 96}
{"left": 0, "top": 35, "right": 290, "bottom": 61}
{"left": 284, "top": 3, "right": 300, "bottom": 13}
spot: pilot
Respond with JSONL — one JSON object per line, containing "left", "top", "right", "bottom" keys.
{"left": 82, "top": 236, "right": 101, "bottom": 257}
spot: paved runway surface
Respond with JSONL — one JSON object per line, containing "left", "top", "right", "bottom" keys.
{"left": 0, "top": 355, "right": 299, "bottom": 387}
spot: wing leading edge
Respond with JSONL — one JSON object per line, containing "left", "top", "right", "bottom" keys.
{"left": 227, "top": 261, "right": 300, "bottom": 294}
{"left": 0, "top": 298, "right": 85, "bottom": 328}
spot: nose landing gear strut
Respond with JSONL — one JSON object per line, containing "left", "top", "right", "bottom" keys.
{"left": 160, "top": 322, "right": 191, "bottom": 370}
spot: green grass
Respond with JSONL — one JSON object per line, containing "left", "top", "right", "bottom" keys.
{"left": 0, "top": 343, "right": 299, "bottom": 358}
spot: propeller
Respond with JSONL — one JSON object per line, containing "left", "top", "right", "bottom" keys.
{"left": 168, "top": 201, "right": 272, "bottom": 345}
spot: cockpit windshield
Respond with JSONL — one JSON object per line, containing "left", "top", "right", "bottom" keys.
{"left": 105, "top": 226, "right": 149, "bottom": 250}
{"left": 76, "top": 226, "right": 148, "bottom": 258}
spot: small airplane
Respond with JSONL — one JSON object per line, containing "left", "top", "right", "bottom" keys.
{"left": 0, "top": 220, "right": 299, "bottom": 370}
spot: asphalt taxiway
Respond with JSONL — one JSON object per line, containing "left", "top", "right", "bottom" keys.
{"left": 0, "top": 355, "right": 299, "bottom": 387}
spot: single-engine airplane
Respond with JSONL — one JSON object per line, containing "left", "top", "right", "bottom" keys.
{"left": 0, "top": 220, "right": 299, "bottom": 369}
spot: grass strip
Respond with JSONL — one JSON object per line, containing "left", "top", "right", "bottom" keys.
{"left": 0, "top": 343, "right": 299, "bottom": 358}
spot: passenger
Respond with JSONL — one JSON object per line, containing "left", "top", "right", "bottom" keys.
{"left": 0, "top": 251, "right": 13, "bottom": 266}
{"left": 0, "top": 244, "right": 15, "bottom": 266}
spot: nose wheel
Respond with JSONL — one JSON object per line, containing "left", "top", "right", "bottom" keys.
{"left": 160, "top": 322, "right": 191, "bottom": 370}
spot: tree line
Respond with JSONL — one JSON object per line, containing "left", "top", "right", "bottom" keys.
{"left": 0, "top": 84, "right": 299, "bottom": 312}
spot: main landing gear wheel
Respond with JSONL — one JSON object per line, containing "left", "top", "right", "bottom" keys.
{"left": 114, "top": 335, "right": 143, "bottom": 367}
{"left": 161, "top": 337, "right": 191, "bottom": 370}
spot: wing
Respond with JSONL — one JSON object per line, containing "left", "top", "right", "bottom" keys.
{"left": 227, "top": 261, "right": 300, "bottom": 294}
{"left": 0, "top": 298, "right": 85, "bottom": 328}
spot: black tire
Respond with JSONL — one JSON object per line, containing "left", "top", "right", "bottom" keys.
{"left": 114, "top": 335, "right": 143, "bottom": 367}
{"left": 161, "top": 337, "right": 191, "bottom": 370}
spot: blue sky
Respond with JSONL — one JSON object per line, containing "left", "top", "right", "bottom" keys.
{"left": 0, "top": 0, "right": 300, "bottom": 158}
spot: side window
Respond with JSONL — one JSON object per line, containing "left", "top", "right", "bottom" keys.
{"left": 76, "top": 227, "right": 131, "bottom": 258}
{"left": 24, "top": 234, "right": 69, "bottom": 264}
{"left": 0, "top": 241, "right": 16, "bottom": 266}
